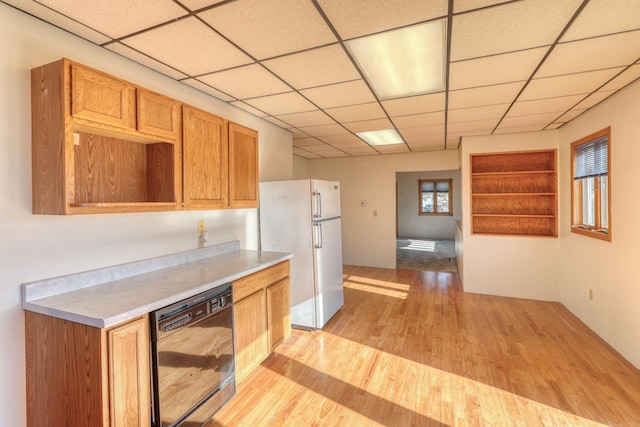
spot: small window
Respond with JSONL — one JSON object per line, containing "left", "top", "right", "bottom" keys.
{"left": 419, "top": 179, "right": 452, "bottom": 216}
{"left": 571, "top": 127, "right": 611, "bottom": 241}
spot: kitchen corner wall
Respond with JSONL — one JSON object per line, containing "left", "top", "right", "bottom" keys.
{"left": 298, "top": 150, "right": 460, "bottom": 268}
{"left": 460, "top": 131, "right": 561, "bottom": 302}
{"left": 0, "top": 4, "right": 292, "bottom": 426}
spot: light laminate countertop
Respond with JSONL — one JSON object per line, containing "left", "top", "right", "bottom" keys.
{"left": 22, "top": 241, "right": 291, "bottom": 328}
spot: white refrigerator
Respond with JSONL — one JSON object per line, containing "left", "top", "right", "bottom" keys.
{"left": 259, "top": 179, "right": 344, "bottom": 329}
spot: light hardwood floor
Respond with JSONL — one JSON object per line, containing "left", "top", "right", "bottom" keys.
{"left": 209, "top": 266, "right": 640, "bottom": 426}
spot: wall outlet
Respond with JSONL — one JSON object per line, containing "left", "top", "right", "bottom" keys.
{"left": 198, "top": 219, "right": 205, "bottom": 233}
{"left": 198, "top": 220, "right": 206, "bottom": 248}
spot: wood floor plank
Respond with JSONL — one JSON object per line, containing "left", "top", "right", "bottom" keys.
{"left": 208, "top": 266, "right": 640, "bottom": 426}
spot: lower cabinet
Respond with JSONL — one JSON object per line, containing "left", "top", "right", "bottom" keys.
{"left": 233, "top": 260, "right": 291, "bottom": 383}
{"left": 25, "top": 313, "right": 150, "bottom": 427}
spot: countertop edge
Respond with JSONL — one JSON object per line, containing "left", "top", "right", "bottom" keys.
{"left": 23, "top": 248, "right": 292, "bottom": 329}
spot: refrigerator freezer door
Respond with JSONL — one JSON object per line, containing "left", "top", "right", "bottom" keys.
{"left": 311, "top": 180, "right": 341, "bottom": 220}
{"left": 313, "top": 217, "right": 344, "bottom": 328}
{"left": 259, "top": 181, "right": 317, "bottom": 328}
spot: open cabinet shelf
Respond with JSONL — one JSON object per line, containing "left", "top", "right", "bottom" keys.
{"left": 470, "top": 150, "right": 558, "bottom": 237}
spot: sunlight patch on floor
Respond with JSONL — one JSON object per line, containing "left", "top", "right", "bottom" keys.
{"left": 398, "top": 239, "right": 436, "bottom": 252}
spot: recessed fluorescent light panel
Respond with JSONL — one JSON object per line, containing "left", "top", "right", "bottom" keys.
{"left": 357, "top": 129, "right": 404, "bottom": 146}
{"left": 345, "top": 19, "right": 446, "bottom": 100}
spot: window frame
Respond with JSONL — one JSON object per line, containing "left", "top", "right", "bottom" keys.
{"left": 570, "top": 127, "right": 611, "bottom": 242}
{"left": 418, "top": 178, "right": 453, "bottom": 216}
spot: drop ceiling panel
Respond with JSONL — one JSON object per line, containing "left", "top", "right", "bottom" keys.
{"left": 600, "top": 65, "right": 640, "bottom": 92}
{"left": 262, "top": 116, "right": 292, "bottom": 128}
{"left": 520, "top": 68, "right": 624, "bottom": 101}
{"left": 181, "top": 78, "right": 236, "bottom": 101}
{"left": 536, "top": 31, "right": 640, "bottom": 78}
{"left": 399, "top": 125, "right": 445, "bottom": 144}
{"left": 106, "top": 43, "right": 188, "bottom": 80}
{"left": 245, "top": 92, "right": 316, "bottom": 116}
{"left": 123, "top": 17, "right": 253, "bottom": 76}
{"left": 4, "top": 0, "right": 111, "bottom": 44}
{"left": 36, "top": 0, "right": 187, "bottom": 38}
{"left": 319, "top": 134, "right": 369, "bottom": 148}
{"left": 343, "top": 146, "right": 378, "bottom": 156}
{"left": 276, "top": 110, "right": 336, "bottom": 128}
{"left": 382, "top": 93, "right": 446, "bottom": 117}
{"left": 325, "top": 103, "right": 386, "bottom": 123}
{"left": 376, "top": 144, "right": 411, "bottom": 154}
{"left": 574, "top": 90, "right": 616, "bottom": 110}
{"left": 555, "top": 109, "right": 587, "bottom": 123}
{"left": 448, "top": 82, "right": 525, "bottom": 109}
{"left": 448, "top": 104, "right": 509, "bottom": 123}
{"left": 343, "top": 118, "right": 394, "bottom": 133}
{"left": 392, "top": 111, "right": 445, "bottom": 129}
{"left": 263, "top": 44, "right": 360, "bottom": 90}
{"left": 561, "top": 0, "right": 640, "bottom": 42}
{"left": 293, "top": 148, "right": 322, "bottom": 159}
{"left": 498, "top": 112, "right": 561, "bottom": 129}
{"left": 450, "top": 47, "right": 547, "bottom": 90}
{"left": 297, "top": 124, "right": 347, "bottom": 138}
{"left": 448, "top": 119, "right": 500, "bottom": 133}
{"left": 180, "top": 0, "right": 229, "bottom": 12}
{"left": 316, "top": 0, "right": 448, "bottom": 40}
{"left": 300, "top": 80, "right": 376, "bottom": 109}
{"left": 451, "top": 0, "right": 582, "bottom": 61}
{"left": 454, "top": 0, "right": 512, "bottom": 13}
{"left": 197, "top": 64, "right": 290, "bottom": 100}
{"left": 293, "top": 137, "right": 322, "bottom": 147}
{"left": 408, "top": 141, "right": 446, "bottom": 151}
{"left": 494, "top": 124, "right": 548, "bottom": 134}
{"left": 198, "top": 0, "right": 336, "bottom": 59}
{"left": 229, "top": 101, "right": 267, "bottom": 117}
{"left": 507, "top": 95, "right": 585, "bottom": 117}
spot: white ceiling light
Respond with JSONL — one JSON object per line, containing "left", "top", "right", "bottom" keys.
{"left": 357, "top": 129, "right": 404, "bottom": 146}
{"left": 345, "top": 19, "right": 447, "bottom": 100}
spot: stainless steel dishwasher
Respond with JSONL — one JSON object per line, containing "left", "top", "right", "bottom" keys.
{"left": 150, "top": 284, "right": 235, "bottom": 427}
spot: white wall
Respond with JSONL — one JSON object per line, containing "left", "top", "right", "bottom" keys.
{"left": 558, "top": 79, "right": 640, "bottom": 369}
{"left": 460, "top": 131, "right": 560, "bottom": 301}
{"left": 304, "top": 150, "right": 460, "bottom": 268}
{"left": 0, "top": 5, "right": 292, "bottom": 426}
{"left": 396, "top": 170, "right": 461, "bottom": 239}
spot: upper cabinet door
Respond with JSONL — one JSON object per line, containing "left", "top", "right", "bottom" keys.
{"left": 229, "top": 123, "right": 258, "bottom": 208}
{"left": 71, "top": 63, "right": 135, "bottom": 130}
{"left": 183, "top": 105, "right": 229, "bottom": 209}
{"left": 137, "top": 89, "right": 181, "bottom": 142}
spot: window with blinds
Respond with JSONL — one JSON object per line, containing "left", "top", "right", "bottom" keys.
{"left": 419, "top": 179, "right": 452, "bottom": 215}
{"left": 570, "top": 127, "right": 611, "bottom": 241}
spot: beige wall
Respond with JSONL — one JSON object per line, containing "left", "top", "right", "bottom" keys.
{"left": 0, "top": 5, "right": 292, "bottom": 426}
{"left": 460, "top": 131, "right": 561, "bottom": 301}
{"left": 303, "top": 150, "right": 460, "bottom": 268}
{"left": 558, "top": 78, "right": 640, "bottom": 369}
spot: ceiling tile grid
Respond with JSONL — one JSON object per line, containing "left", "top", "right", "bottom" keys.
{"left": 6, "top": 0, "right": 640, "bottom": 158}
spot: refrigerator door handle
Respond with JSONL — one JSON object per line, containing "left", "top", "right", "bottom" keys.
{"left": 313, "top": 222, "right": 323, "bottom": 249}
{"left": 312, "top": 191, "right": 322, "bottom": 219}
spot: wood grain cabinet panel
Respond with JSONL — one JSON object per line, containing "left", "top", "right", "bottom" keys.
{"left": 233, "top": 289, "right": 269, "bottom": 383}
{"left": 71, "top": 63, "right": 136, "bottom": 130}
{"left": 267, "top": 277, "right": 291, "bottom": 352}
{"left": 229, "top": 123, "right": 259, "bottom": 208}
{"left": 470, "top": 150, "right": 557, "bottom": 237}
{"left": 137, "top": 89, "right": 180, "bottom": 141}
{"left": 233, "top": 261, "right": 290, "bottom": 383}
{"left": 183, "top": 105, "right": 229, "bottom": 209}
{"left": 25, "top": 313, "right": 150, "bottom": 427}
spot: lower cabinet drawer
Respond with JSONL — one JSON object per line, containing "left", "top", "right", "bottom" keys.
{"left": 233, "top": 261, "right": 289, "bottom": 301}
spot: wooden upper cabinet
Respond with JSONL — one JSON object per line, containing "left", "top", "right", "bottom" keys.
{"left": 31, "top": 58, "right": 182, "bottom": 214}
{"left": 71, "top": 63, "right": 136, "bottom": 131}
{"left": 229, "top": 122, "right": 259, "bottom": 208}
{"left": 137, "top": 89, "right": 180, "bottom": 141}
{"left": 183, "top": 105, "right": 229, "bottom": 209}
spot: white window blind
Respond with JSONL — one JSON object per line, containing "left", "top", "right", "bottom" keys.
{"left": 574, "top": 135, "right": 608, "bottom": 179}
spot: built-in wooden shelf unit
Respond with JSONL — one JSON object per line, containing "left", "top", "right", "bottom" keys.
{"left": 470, "top": 149, "right": 558, "bottom": 237}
